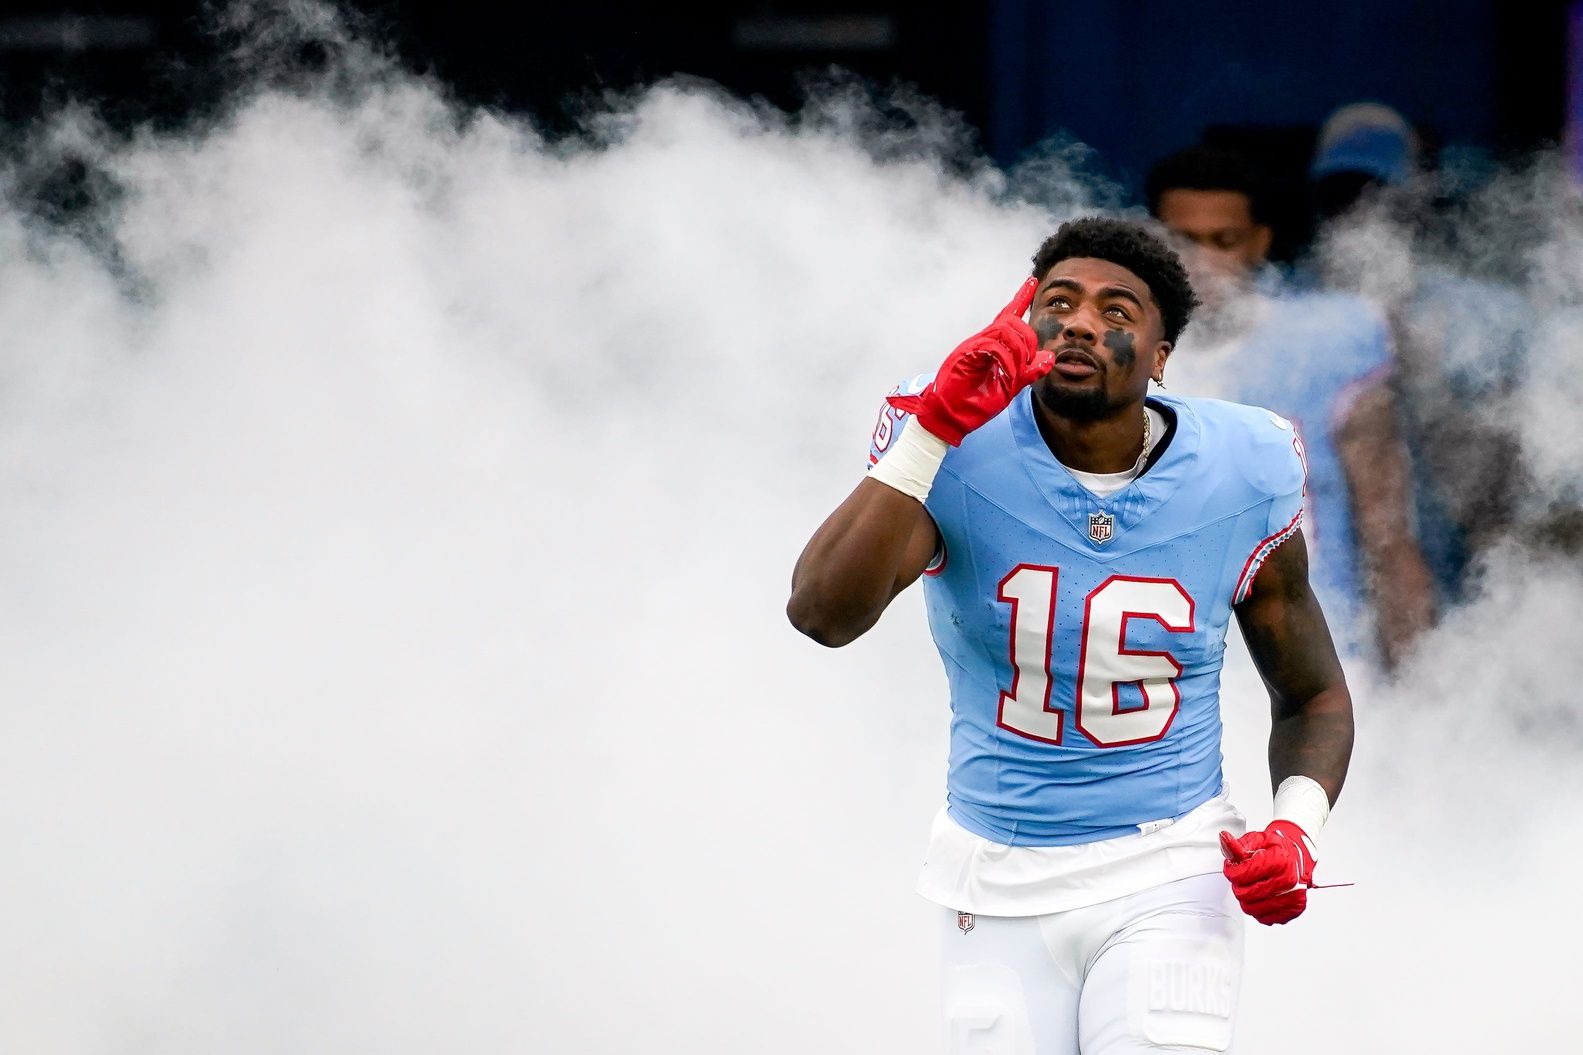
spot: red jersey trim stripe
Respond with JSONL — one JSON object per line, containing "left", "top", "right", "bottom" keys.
{"left": 1233, "top": 508, "right": 1304, "bottom": 604}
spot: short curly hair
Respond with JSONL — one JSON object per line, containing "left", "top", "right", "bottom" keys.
{"left": 1030, "top": 217, "right": 1199, "bottom": 344}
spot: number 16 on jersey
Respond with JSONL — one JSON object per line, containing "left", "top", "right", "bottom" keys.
{"left": 997, "top": 564, "right": 1196, "bottom": 748}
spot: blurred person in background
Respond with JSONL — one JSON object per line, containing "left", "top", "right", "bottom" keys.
{"left": 1308, "top": 102, "right": 1535, "bottom": 589}
{"left": 1310, "top": 103, "right": 1423, "bottom": 226}
{"left": 1147, "top": 144, "right": 1437, "bottom": 668}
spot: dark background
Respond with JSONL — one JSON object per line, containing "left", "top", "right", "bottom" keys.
{"left": 0, "top": 1, "right": 1573, "bottom": 231}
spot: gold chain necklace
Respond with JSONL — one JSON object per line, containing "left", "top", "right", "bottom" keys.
{"left": 1130, "top": 408, "right": 1153, "bottom": 474}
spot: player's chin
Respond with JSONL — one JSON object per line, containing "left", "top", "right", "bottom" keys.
{"left": 1035, "top": 377, "right": 1113, "bottom": 420}
{"left": 1039, "top": 374, "right": 1093, "bottom": 401}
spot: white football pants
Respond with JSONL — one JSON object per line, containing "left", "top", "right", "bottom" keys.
{"left": 939, "top": 873, "right": 1243, "bottom": 1055}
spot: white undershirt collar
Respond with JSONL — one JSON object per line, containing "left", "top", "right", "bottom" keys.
{"left": 1062, "top": 405, "right": 1167, "bottom": 499}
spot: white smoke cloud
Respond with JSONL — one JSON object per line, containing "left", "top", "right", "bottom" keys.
{"left": 0, "top": 5, "right": 1576, "bottom": 1052}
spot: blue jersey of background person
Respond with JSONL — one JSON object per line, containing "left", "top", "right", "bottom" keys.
{"left": 869, "top": 383, "right": 1305, "bottom": 847}
{"left": 1212, "top": 285, "right": 1390, "bottom": 636}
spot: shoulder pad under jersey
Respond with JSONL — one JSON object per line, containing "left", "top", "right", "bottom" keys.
{"left": 1196, "top": 396, "right": 1308, "bottom": 500}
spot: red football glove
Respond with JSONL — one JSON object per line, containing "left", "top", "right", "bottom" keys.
{"left": 887, "top": 277, "right": 1053, "bottom": 445}
{"left": 1219, "top": 821, "right": 1316, "bottom": 926}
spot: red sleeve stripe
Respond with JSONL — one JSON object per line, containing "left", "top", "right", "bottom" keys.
{"left": 1233, "top": 508, "right": 1304, "bottom": 603}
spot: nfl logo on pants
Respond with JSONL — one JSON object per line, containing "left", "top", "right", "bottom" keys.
{"left": 1088, "top": 511, "right": 1114, "bottom": 545}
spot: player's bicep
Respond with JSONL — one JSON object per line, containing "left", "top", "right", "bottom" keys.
{"left": 888, "top": 503, "right": 942, "bottom": 600}
{"left": 1233, "top": 529, "right": 1346, "bottom": 715}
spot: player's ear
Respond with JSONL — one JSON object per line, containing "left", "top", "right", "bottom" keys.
{"left": 1153, "top": 341, "right": 1172, "bottom": 380}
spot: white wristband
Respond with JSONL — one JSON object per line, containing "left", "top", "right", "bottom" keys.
{"left": 868, "top": 421, "right": 949, "bottom": 502}
{"left": 1272, "top": 775, "right": 1332, "bottom": 841}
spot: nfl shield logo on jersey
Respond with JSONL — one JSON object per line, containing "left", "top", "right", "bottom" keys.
{"left": 957, "top": 911, "right": 975, "bottom": 935}
{"left": 1088, "top": 511, "right": 1115, "bottom": 545}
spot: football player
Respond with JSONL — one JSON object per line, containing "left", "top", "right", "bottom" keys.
{"left": 788, "top": 218, "right": 1353, "bottom": 1054}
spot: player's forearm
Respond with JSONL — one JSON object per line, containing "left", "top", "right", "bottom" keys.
{"left": 788, "top": 479, "right": 930, "bottom": 647}
{"left": 1266, "top": 685, "right": 1354, "bottom": 805}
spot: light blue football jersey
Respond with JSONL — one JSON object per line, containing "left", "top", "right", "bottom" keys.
{"left": 869, "top": 385, "right": 1305, "bottom": 847}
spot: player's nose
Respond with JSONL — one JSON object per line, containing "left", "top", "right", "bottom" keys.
{"left": 1058, "top": 313, "right": 1100, "bottom": 343}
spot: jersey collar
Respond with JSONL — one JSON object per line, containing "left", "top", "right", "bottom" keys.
{"left": 1008, "top": 389, "right": 1202, "bottom": 550}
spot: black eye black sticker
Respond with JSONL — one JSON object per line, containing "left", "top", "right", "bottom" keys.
{"left": 1102, "top": 329, "right": 1136, "bottom": 368}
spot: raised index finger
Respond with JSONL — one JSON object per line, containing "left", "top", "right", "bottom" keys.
{"left": 995, "top": 275, "right": 1039, "bottom": 323}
